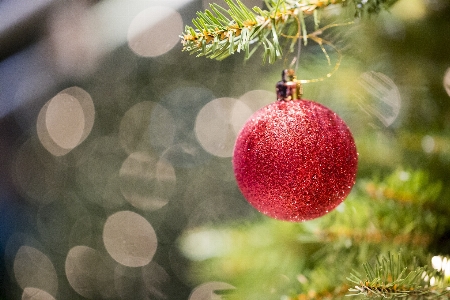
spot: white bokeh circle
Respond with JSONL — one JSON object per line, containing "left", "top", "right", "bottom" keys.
{"left": 189, "top": 281, "right": 235, "bottom": 300}
{"left": 195, "top": 97, "right": 252, "bottom": 157}
{"left": 22, "top": 287, "right": 56, "bottom": 300}
{"left": 37, "top": 86, "right": 95, "bottom": 156}
{"left": 127, "top": 6, "right": 183, "bottom": 57}
{"left": 120, "top": 152, "right": 176, "bottom": 211}
{"left": 103, "top": 211, "right": 157, "bottom": 267}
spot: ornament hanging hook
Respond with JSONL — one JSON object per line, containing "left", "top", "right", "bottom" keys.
{"left": 276, "top": 69, "right": 303, "bottom": 101}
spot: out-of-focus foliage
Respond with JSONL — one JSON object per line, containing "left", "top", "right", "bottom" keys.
{"left": 178, "top": 169, "right": 448, "bottom": 299}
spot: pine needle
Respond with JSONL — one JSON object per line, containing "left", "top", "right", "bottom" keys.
{"left": 180, "top": 0, "right": 400, "bottom": 63}
{"left": 347, "top": 253, "right": 450, "bottom": 299}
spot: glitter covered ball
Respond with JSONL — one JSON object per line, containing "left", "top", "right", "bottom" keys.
{"left": 232, "top": 99, "right": 358, "bottom": 222}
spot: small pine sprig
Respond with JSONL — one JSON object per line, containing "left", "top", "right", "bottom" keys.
{"left": 347, "top": 253, "right": 450, "bottom": 299}
{"left": 180, "top": 0, "right": 399, "bottom": 63}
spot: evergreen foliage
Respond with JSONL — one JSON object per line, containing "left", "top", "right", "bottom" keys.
{"left": 348, "top": 253, "right": 449, "bottom": 299}
{"left": 178, "top": 169, "right": 450, "bottom": 299}
{"left": 175, "top": 1, "right": 450, "bottom": 299}
{"left": 180, "top": 0, "right": 399, "bottom": 63}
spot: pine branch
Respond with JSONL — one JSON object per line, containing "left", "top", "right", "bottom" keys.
{"left": 180, "top": 0, "right": 399, "bottom": 63}
{"left": 347, "top": 253, "right": 450, "bottom": 299}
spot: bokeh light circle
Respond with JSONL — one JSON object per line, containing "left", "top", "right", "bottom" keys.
{"left": 37, "top": 86, "right": 95, "bottom": 156}
{"left": 188, "top": 281, "right": 235, "bottom": 300}
{"left": 443, "top": 67, "right": 450, "bottom": 97}
{"left": 127, "top": 6, "right": 183, "bottom": 57}
{"left": 195, "top": 97, "right": 252, "bottom": 157}
{"left": 13, "top": 246, "right": 58, "bottom": 297}
{"left": 65, "top": 245, "right": 104, "bottom": 299}
{"left": 103, "top": 211, "right": 157, "bottom": 267}
{"left": 357, "top": 71, "right": 401, "bottom": 127}
{"left": 46, "top": 93, "right": 85, "bottom": 149}
{"left": 22, "top": 287, "right": 56, "bottom": 300}
{"left": 238, "top": 89, "right": 276, "bottom": 112}
{"left": 119, "top": 101, "right": 175, "bottom": 154}
{"left": 120, "top": 152, "right": 176, "bottom": 211}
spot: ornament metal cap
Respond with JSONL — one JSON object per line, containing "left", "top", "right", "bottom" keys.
{"left": 276, "top": 69, "right": 303, "bottom": 101}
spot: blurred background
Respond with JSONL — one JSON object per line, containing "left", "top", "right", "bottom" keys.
{"left": 0, "top": 0, "right": 450, "bottom": 299}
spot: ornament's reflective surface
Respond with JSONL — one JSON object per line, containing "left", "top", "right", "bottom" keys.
{"left": 233, "top": 99, "right": 358, "bottom": 222}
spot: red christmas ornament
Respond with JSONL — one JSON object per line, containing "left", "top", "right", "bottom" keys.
{"left": 233, "top": 70, "right": 358, "bottom": 222}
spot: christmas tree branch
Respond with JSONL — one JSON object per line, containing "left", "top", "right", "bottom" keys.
{"left": 347, "top": 253, "right": 450, "bottom": 299}
{"left": 181, "top": 0, "right": 399, "bottom": 63}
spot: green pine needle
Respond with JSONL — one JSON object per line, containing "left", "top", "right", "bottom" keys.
{"left": 180, "top": 0, "right": 399, "bottom": 63}
{"left": 347, "top": 253, "right": 450, "bottom": 299}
